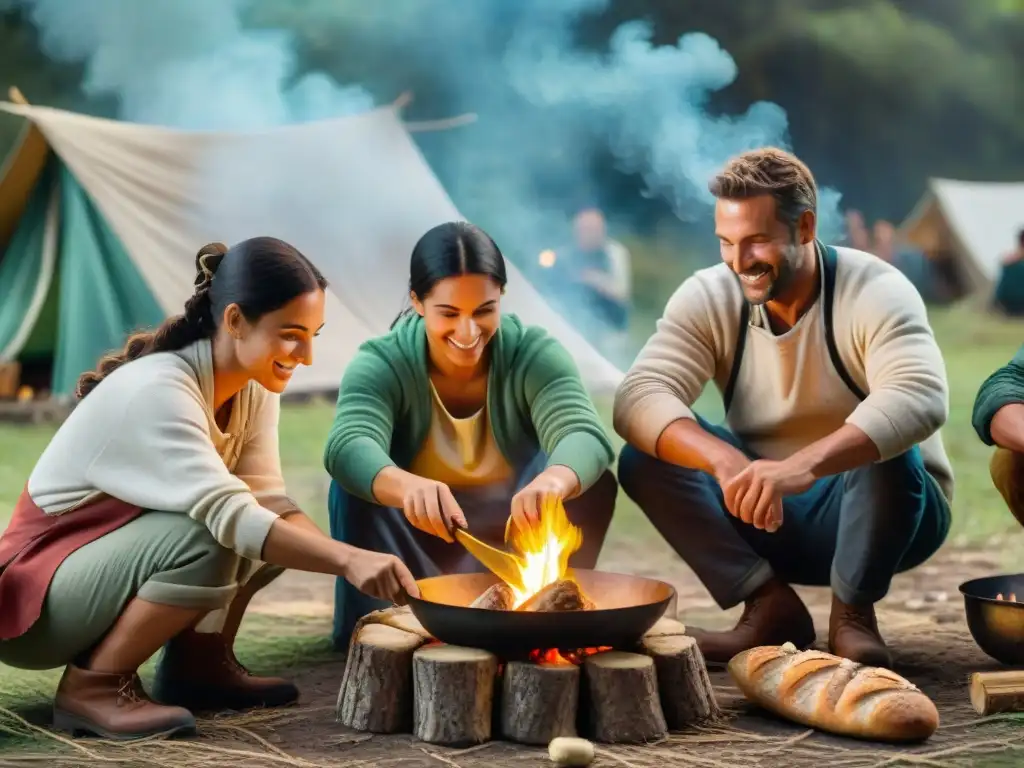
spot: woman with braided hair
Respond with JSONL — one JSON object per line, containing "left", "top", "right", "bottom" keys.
{"left": 0, "top": 237, "right": 418, "bottom": 741}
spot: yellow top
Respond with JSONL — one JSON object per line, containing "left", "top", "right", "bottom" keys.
{"left": 408, "top": 383, "right": 515, "bottom": 489}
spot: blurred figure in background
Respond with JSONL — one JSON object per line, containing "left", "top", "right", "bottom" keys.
{"left": 844, "top": 210, "right": 872, "bottom": 252}
{"left": 871, "top": 220, "right": 896, "bottom": 263}
{"left": 993, "top": 228, "right": 1024, "bottom": 316}
{"left": 558, "top": 207, "right": 634, "bottom": 366}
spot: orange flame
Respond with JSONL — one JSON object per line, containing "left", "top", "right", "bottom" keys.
{"left": 504, "top": 496, "right": 583, "bottom": 608}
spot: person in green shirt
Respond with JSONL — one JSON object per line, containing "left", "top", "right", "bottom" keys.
{"left": 973, "top": 343, "right": 1024, "bottom": 526}
{"left": 323, "top": 221, "right": 618, "bottom": 648}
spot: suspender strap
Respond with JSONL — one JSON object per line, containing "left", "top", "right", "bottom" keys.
{"left": 724, "top": 241, "right": 867, "bottom": 412}
{"left": 820, "top": 241, "right": 868, "bottom": 402}
{"left": 723, "top": 300, "right": 749, "bottom": 413}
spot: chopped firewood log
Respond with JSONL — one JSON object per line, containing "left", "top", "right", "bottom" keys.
{"left": 413, "top": 644, "right": 498, "bottom": 746}
{"left": 520, "top": 579, "right": 596, "bottom": 612}
{"left": 581, "top": 651, "right": 667, "bottom": 743}
{"left": 500, "top": 660, "right": 579, "bottom": 745}
{"left": 470, "top": 582, "right": 515, "bottom": 610}
{"left": 640, "top": 633, "right": 720, "bottom": 727}
{"left": 970, "top": 671, "right": 1024, "bottom": 715}
{"left": 641, "top": 616, "right": 687, "bottom": 639}
{"left": 336, "top": 623, "right": 426, "bottom": 732}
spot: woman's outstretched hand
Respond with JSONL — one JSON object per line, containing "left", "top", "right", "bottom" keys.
{"left": 509, "top": 465, "right": 580, "bottom": 533}
{"left": 261, "top": 517, "right": 419, "bottom": 603}
{"left": 400, "top": 475, "right": 468, "bottom": 542}
{"left": 342, "top": 548, "right": 420, "bottom": 604}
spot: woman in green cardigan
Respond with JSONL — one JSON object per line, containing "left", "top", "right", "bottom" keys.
{"left": 324, "top": 221, "right": 618, "bottom": 647}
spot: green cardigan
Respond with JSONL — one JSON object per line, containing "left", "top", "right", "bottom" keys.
{"left": 323, "top": 313, "right": 615, "bottom": 502}
{"left": 972, "top": 343, "right": 1024, "bottom": 445}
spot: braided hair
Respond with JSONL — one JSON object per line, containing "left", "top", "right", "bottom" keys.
{"left": 76, "top": 237, "right": 327, "bottom": 399}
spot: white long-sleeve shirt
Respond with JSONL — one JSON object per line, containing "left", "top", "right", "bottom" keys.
{"left": 613, "top": 245, "right": 954, "bottom": 501}
{"left": 27, "top": 339, "right": 296, "bottom": 560}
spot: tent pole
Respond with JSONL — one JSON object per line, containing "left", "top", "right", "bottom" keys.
{"left": 392, "top": 91, "right": 413, "bottom": 111}
{"left": 404, "top": 113, "right": 478, "bottom": 132}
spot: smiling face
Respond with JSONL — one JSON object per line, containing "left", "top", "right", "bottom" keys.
{"left": 225, "top": 289, "right": 326, "bottom": 394}
{"left": 715, "top": 195, "right": 815, "bottom": 305}
{"left": 412, "top": 274, "right": 503, "bottom": 377}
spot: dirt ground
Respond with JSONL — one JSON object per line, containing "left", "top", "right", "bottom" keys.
{"left": 4, "top": 542, "right": 1023, "bottom": 768}
{"left": 213, "top": 542, "right": 1024, "bottom": 767}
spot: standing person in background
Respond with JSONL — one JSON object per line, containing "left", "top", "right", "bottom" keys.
{"left": 843, "top": 210, "right": 871, "bottom": 252}
{"left": 561, "top": 207, "right": 634, "bottom": 366}
{"left": 324, "top": 221, "right": 617, "bottom": 650}
{"left": 0, "top": 238, "right": 418, "bottom": 741}
{"left": 614, "top": 148, "right": 952, "bottom": 669}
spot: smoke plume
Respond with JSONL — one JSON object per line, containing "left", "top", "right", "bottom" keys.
{"left": 4, "top": 0, "right": 844, "bottom": 299}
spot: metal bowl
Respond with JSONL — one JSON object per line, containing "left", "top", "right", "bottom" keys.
{"left": 959, "top": 573, "right": 1024, "bottom": 665}
{"left": 407, "top": 569, "right": 676, "bottom": 656}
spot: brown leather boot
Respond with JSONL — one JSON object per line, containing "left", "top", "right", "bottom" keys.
{"left": 52, "top": 664, "right": 196, "bottom": 740}
{"left": 151, "top": 630, "right": 299, "bottom": 712}
{"left": 828, "top": 594, "right": 893, "bottom": 668}
{"left": 688, "top": 578, "right": 816, "bottom": 664}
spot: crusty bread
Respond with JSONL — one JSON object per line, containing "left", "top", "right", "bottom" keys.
{"left": 728, "top": 643, "right": 939, "bottom": 742}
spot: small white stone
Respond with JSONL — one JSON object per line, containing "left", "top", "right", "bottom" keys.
{"left": 548, "top": 736, "right": 595, "bottom": 766}
{"left": 905, "top": 598, "right": 926, "bottom": 611}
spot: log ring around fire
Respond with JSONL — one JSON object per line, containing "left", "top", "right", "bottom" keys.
{"left": 407, "top": 569, "right": 676, "bottom": 656}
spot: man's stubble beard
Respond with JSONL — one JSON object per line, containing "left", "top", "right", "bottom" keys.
{"left": 743, "top": 241, "right": 801, "bottom": 306}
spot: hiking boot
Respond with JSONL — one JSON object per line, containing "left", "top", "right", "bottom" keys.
{"left": 151, "top": 630, "right": 299, "bottom": 712}
{"left": 52, "top": 664, "right": 195, "bottom": 740}
{"left": 688, "top": 578, "right": 816, "bottom": 664}
{"left": 828, "top": 594, "right": 893, "bottom": 668}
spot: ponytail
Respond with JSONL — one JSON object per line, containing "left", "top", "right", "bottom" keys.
{"left": 75, "top": 243, "right": 227, "bottom": 399}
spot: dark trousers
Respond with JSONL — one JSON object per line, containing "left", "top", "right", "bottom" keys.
{"left": 328, "top": 456, "right": 618, "bottom": 649}
{"left": 618, "top": 415, "right": 950, "bottom": 609}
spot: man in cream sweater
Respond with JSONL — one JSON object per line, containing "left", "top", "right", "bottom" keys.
{"left": 614, "top": 148, "right": 953, "bottom": 668}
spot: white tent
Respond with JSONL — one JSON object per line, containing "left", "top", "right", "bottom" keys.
{"left": 899, "top": 178, "right": 1024, "bottom": 296}
{"left": 0, "top": 99, "right": 623, "bottom": 396}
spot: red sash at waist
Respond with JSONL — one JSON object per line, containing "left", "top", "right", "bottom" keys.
{"left": 0, "top": 489, "right": 142, "bottom": 640}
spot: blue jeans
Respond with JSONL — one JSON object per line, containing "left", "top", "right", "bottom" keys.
{"left": 617, "top": 416, "right": 951, "bottom": 608}
{"left": 328, "top": 455, "right": 618, "bottom": 649}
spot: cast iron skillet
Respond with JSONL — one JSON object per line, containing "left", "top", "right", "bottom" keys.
{"left": 407, "top": 568, "right": 676, "bottom": 655}
{"left": 959, "top": 573, "right": 1024, "bottom": 666}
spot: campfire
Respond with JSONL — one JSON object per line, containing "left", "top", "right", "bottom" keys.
{"left": 470, "top": 497, "right": 594, "bottom": 612}
{"left": 334, "top": 500, "right": 720, "bottom": 749}
{"left": 464, "top": 497, "right": 611, "bottom": 664}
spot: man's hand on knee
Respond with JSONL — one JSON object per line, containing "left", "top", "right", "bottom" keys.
{"left": 722, "top": 458, "right": 815, "bottom": 533}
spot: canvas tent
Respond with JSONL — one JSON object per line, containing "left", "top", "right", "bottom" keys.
{"left": 0, "top": 98, "right": 623, "bottom": 399}
{"left": 899, "top": 178, "right": 1024, "bottom": 299}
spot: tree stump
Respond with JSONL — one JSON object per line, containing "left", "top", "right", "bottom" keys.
{"left": 413, "top": 644, "right": 498, "bottom": 746}
{"left": 641, "top": 633, "right": 720, "bottom": 728}
{"left": 499, "top": 661, "right": 579, "bottom": 744}
{"left": 336, "top": 623, "right": 425, "bottom": 733}
{"left": 582, "top": 651, "right": 667, "bottom": 743}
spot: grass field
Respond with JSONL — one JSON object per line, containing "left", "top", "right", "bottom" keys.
{"left": 0, "top": 302, "right": 1022, "bottom": 746}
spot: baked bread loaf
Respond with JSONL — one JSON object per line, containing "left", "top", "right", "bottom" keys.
{"left": 728, "top": 643, "right": 939, "bottom": 742}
